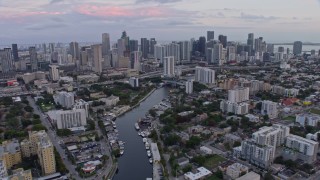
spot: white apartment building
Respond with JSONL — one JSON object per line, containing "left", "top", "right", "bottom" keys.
{"left": 163, "top": 56, "right": 175, "bottom": 77}
{"left": 49, "top": 65, "right": 60, "bottom": 81}
{"left": 226, "top": 163, "right": 249, "bottom": 179}
{"left": 195, "top": 66, "right": 215, "bottom": 84}
{"left": 48, "top": 109, "right": 87, "bottom": 129}
{"left": 284, "top": 134, "right": 319, "bottom": 163}
{"left": 228, "top": 87, "right": 250, "bottom": 103}
{"left": 220, "top": 100, "right": 249, "bottom": 115}
{"left": 54, "top": 91, "right": 74, "bottom": 109}
{"left": 296, "top": 113, "right": 320, "bottom": 127}
{"left": 252, "top": 124, "right": 290, "bottom": 147}
{"left": 129, "top": 77, "right": 139, "bottom": 88}
{"left": 261, "top": 100, "right": 278, "bottom": 119}
{"left": 74, "top": 99, "right": 89, "bottom": 118}
{"left": 185, "top": 80, "right": 193, "bottom": 94}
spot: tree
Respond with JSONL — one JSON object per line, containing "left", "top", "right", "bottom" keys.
{"left": 57, "top": 129, "right": 72, "bottom": 137}
{"left": 149, "top": 109, "right": 157, "bottom": 117}
{"left": 24, "top": 106, "right": 34, "bottom": 112}
{"left": 164, "top": 134, "right": 181, "bottom": 146}
{"left": 186, "top": 136, "right": 201, "bottom": 148}
{"left": 32, "top": 124, "right": 47, "bottom": 131}
{"left": 215, "top": 170, "right": 223, "bottom": 179}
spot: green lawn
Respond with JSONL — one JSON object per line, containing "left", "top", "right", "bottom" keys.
{"left": 40, "top": 104, "right": 54, "bottom": 112}
{"left": 283, "top": 116, "right": 295, "bottom": 121}
{"left": 204, "top": 155, "right": 226, "bottom": 169}
{"left": 310, "top": 108, "right": 320, "bottom": 115}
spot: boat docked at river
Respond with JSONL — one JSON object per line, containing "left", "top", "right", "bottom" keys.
{"left": 135, "top": 123, "right": 140, "bottom": 130}
{"left": 149, "top": 158, "right": 153, "bottom": 164}
{"left": 145, "top": 142, "right": 150, "bottom": 150}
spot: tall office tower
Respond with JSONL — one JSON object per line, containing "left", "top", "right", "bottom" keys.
{"left": 267, "top": 44, "right": 274, "bottom": 53}
{"left": 247, "top": 33, "right": 254, "bottom": 54}
{"left": 29, "top": 47, "right": 38, "bottom": 72}
{"left": 166, "top": 43, "right": 180, "bottom": 64}
{"left": 206, "top": 48, "right": 214, "bottom": 64}
{"left": 278, "top": 46, "right": 285, "bottom": 53}
{"left": 287, "top": 48, "right": 290, "bottom": 55}
{"left": 254, "top": 38, "right": 262, "bottom": 53}
{"left": 121, "top": 31, "right": 130, "bottom": 51}
{"left": 149, "top": 38, "right": 157, "bottom": 57}
{"left": 185, "top": 80, "right": 193, "bottom": 94}
{"left": 163, "top": 56, "right": 175, "bottom": 77}
{"left": 130, "top": 51, "right": 142, "bottom": 71}
{"left": 228, "top": 87, "right": 250, "bottom": 103}
{"left": 195, "top": 66, "right": 215, "bottom": 84}
{"left": 102, "top": 33, "right": 111, "bottom": 56}
{"left": 42, "top": 43, "right": 47, "bottom": 54}
{"left": 179, "top": 41, "right": 191, "bottom": 62}
{"left": 207, "top": 31, "right": 215, "bottom": 41}
{"left": 141, "top": 38, "right": 150, "bottom": 59}
{"left": 213, "top": 43, "right": 223, "bottom": 65}
{"left": 117, "top": 38, "right": 126, "bottom": 57}
{"left": 129, "top": 40, "right": 139, "bottom": 52}
{"left": 49, "top": 43, "right": 55, "bottom": 53}
{"left": 155, "top": 44, "right": 166, "bottom": 64}
{"left": 91, "top": 44, "right": 103, "bottom": 73}
{"left": 0, "top": 48, "right": 13, "bottom": 72}
{"left": 293, "top": 41, "right": 303, "bottom": 55}
{"left": 12, "top": 44, "right": 19, "bottom": 61}
{"left": 198, "top": 36, "right": 206, "bottom": 56}
{"left": 318, "top": 49, "right": 320, "bottom": 56}
{"left": 69, "top": 42, "right": 80, "bottom": 60}
{"left": 49, "top": 65, "right": 60, "bottom": 81}
{"left": 227, "top": 46, "right": 236, "bottom": 62}
{"left": 218, "top": 35, "right": 227, "bottom": 48}
{"left": 261, "top": 100, "right": 278, "bottom": 119}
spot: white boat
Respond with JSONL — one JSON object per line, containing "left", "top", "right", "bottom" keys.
{"left": 147, "top": 150, "right": 151, "bottom": 157}
{"left": 145, "top": 142, "right": 150, "bottom": 150}
{"left": 120, "top": 150, "right": 124, "bottom": 155}
{"left": 141, "top": 132, "right": 145, "bottom": 137}
{"left": 142, "top": 138, "right": 147, "bottom": 143}
{"left": 138, "top": 132, "right": 141, "bottom": 136}
{"left": 135, "top": 123, "right": 140, "bottom": 130}
{"left": 113, "top": 124, "right": 117, "bottom": 129}
{"left": 149, "top": 158, "right": 153, "bottom": 164}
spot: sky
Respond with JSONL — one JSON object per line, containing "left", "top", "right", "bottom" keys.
{"left": 0, "top": 0, "right": 320, "bottom": 44}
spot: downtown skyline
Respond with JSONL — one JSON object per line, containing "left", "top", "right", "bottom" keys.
{"left": 0, "top": 0, "right": 320, "bottom": 44}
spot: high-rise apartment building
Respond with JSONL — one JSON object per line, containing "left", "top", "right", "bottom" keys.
{"left": 117, "top": 38, "right": 126, "bottom": 57}
{"left": 207, "top": 31, "right": 215, "bottom": 41}
{"left": 150, "top": 38, "right": 157, "bottom": 57}
{"left": 163, "top": 56, "right": 175, "bottom": 77}
{"left": 129, "top": 40, "right": 139, "bottom": 52}
{"left": 179, "top": 41, "right": 191, "bottom": 62}
{"left": 165, "top": 43, "right": 180, "bottom": 64}
{"left": 213, "top": 43, "right": 223, "bottom": 65}
{"left": 228, "top": 87, "right": 249, "bottom": 103}
{"left": 48, "top": 109, "right": 87, "bottom": 129}
{"left": 220, "top": 101, "right": 249, "bottom": 115}
{"left": 69, "top": 42, "right": 80, "bottom": 60}
{"left": 198, "top": 36, "right": 206, "bottom": 56}
{"left": 261, "top": 100, "right": 278, "bottom": 119}
{"left": 20, "top": 131, "right": 56, "bottom": 175}
{"left": 74, "top": 99, "right": 89, "bottom": 118}
{"left": 218, "top": 35, "right": 227, "bottom": 48}
{"left": 130, "top": 51, "right": 142, "bottom": 71}
{"left": 102, "top": 33, "right": 111, "bottom": 56}
{"left": 267, "top": 44, "right": 274, "bottom": 53}
{"left": 293, "top": 41, "right": 303, "bottom": 55}
{"left": 252, "top": 124, "right": 290, "bottom": 147}
{"left": 129, "top": 77, "right": 139, "bottom": 88}
{"left": 54, "top": 91, "right": 74, "bottom": 109}
{"left": 247, "top": 33, "right": 254, "bottom": 54}
{"left": 49, "top": 65, "right": 60, "bottom": 81}
{"left": 91, "top": 44, "right": 103, "bottom": 73}
{"left": 185, "top": 80, "right": 193, "bottom": 94}
{"left": 0, "top": 48, "right": 14, "bottom": 73}
{"left": 195, "top": 66, "right": 215, "bottom": 84}
{"left": 155, "top": 44, "right": 166, "bottom": 64}
{"left": 29, "top": 47, "right": 38, "bottom": 72}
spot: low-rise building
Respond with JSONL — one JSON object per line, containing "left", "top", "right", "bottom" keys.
{"left": 77, "top": 74, "right": 99, "bottom": 83}
{"left": 129, "top": 77, "right": 139, "bottom": 88}
{"left": 7, "top": 168, "right": 32, "bottom": 180}
{"left": 261, "top": 100, "right": 278, "bottom": 119}
{"left": 184, "top": 167, "right": 212, "bottom": 180}
{"left": 220, "top": 100, "right": 249, "bottom": 115}
{"left": 47, "top": 109, "right": 87, "bottom": 129}
{"left": 236, "top": 171, "right": 260, "bottom": 180}
{"left": 226, "top": 163, "right": 249, "bottom": 179}
{"left": 296, "top": 113, "right": 320, "bottom": 127}
{"left": 100, "top": 95, "right": 120, "bottom": 107}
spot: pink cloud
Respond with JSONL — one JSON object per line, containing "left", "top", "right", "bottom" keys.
{"left": 1, "top": 11, "right": 65, "bottom": 21}
{"left": 75, "top": 4, "right": 170, "bottom": 18}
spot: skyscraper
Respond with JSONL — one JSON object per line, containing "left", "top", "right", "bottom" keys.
{"left": 278, "top": 46, "right": 284, "bottom": 53}
{"left": 198, "top": 36, "right": 206, "bottom": 56}
{"left": 179, "top": 41, "right": 191, "bottom": 62}
{"left": 150, "top": 38, "right": 157, "bottom": 57}
{"left": 155, "top": 44, "right": 166, "bottom": 64}
{"left": 141, "top": 38, "right": 150, "bottom": 59}
{"left": 49, "top": 65, "right": 60, "bottom": 81}
{"left": 102, "top": 33, "right": 111, "bottom": 56}
{"left": 213, "top": 43, "right": 223, "bottom": 65}
{"left": 0, "top": 48, "right": 14, "bottom": 73}
{"left": 267, "top": 44, "right": 274, "bottom": 53}
{"left": 91, "top": 44, "right": 103, "bottom": 73}
{"left": 117, "top": 38, "right": 126, "bottom": 57}
{"left": 207, "top": 31, "right": 215, "bottom": 41}
{"left": 247, "top": 33, "right": 254, "bottom": 55}
{"left": 12, "top": 44, "right": 19, "bottom": 61}
{"left": 129, "top": 40, "right": 139, "bottom": 52}
{"left": 293, "top": 41, "right": 303, "bottom": 55}
{"left": 130, "top": 51, "right": 142, "bottom": 71}
{"left": 218, "top": 35, "right": 227, "bottom": 48}
{"left": 163, "top": 56, "right": 175, "bottom": 77}
{"left": 195, "top": 66, "right": 215, "bottom": 84}
{"left": 69, "top": 42, "right": 80, "bottom": 60}
{"left": 29, "top": 47, "right": 38, "bottom": 72}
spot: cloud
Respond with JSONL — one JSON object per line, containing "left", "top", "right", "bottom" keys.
{"left": 136, "top": 0, "right": 182, "bottom": 4}
{"left": 49, "top": 0, "right": 64, "bottom": 4}
{"left": 26, "top": 23, "right": 67, "bottom": 30}
{"left": 240, "top": 12, "right": 279, "bottom": 21}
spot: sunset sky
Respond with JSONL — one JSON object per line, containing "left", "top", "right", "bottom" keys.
{"left": 0, "top": 0, "right": 320, "bottom": 44}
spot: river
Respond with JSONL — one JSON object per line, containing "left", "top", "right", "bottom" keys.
{"left": 113, "top": 87, "right": 169, "bottom": 180}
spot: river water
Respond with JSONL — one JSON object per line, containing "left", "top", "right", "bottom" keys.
{"left": 113, "top": 87, "right": 168, "bottom": 180}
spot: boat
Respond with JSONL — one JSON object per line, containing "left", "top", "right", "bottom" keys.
{"left": 147, "top": 150, "right": 151, "bottom": 157}
{"left": 149, "top": 158, "right": 153, "bottom": 164}
{"left": 135, "top": 123, "right": 140, "bottom": 130}
{"left": 113, "top": 124, "right": 117, "bottom": 129}
{"left": 141, "top": 132, "right": 145, "bottom": 137}
{"left": 138, "top": 132, "right": 141, "bottom": 136}
{"left": 120, "top": 150, "right": 124, "bottom": 155}
{"left": 145, "top": 142, "right": 150, "bottom": 150}
{"left": 142, "top": 138, "right": 147, "bottom": 143}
